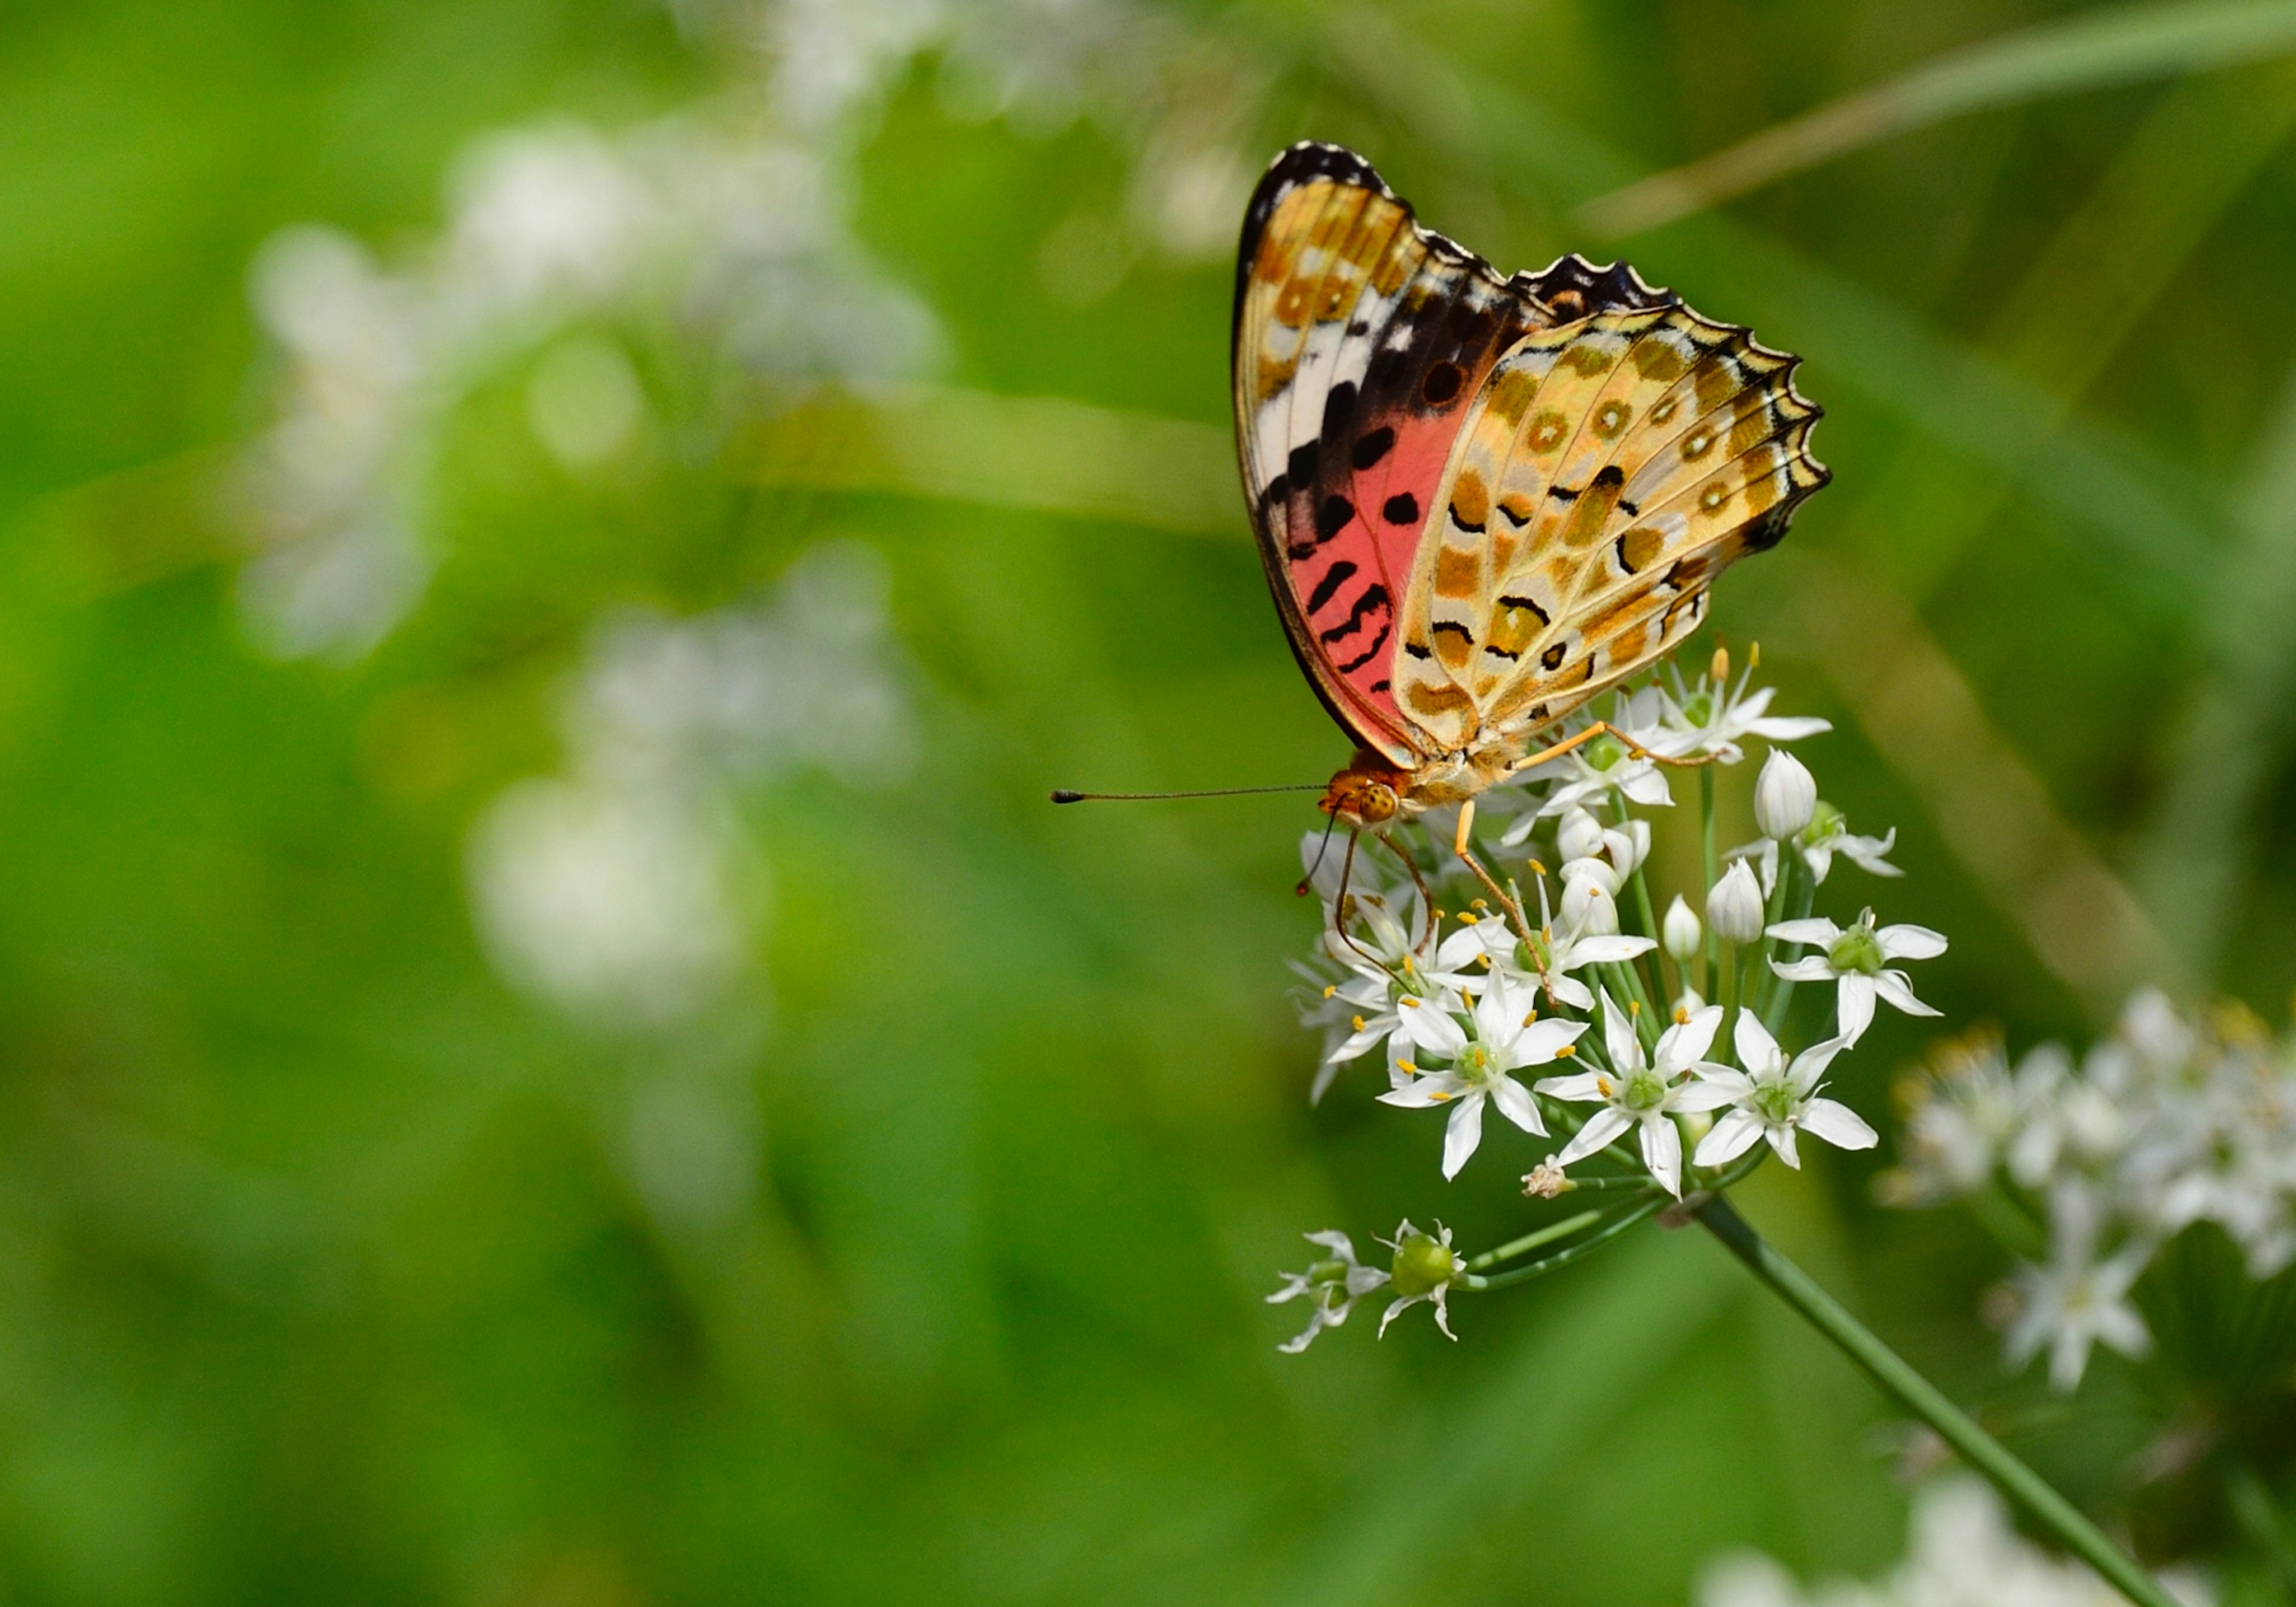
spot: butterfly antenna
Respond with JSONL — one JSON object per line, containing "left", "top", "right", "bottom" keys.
{"left": 1049, "top": 783, "right": 1324, "bottom": 804}
{"left": 1294, "top": 814, "right": 1342, "bottom": 896}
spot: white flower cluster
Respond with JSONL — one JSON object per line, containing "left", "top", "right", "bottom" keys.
{"left": 1880, "top": 989, "right": 2296, "bottom": 1391}
{"left": 469, "top": 541, "right": 912, "bottom": 1029}
{"left": 1698, "top": 1475, "right": 2211, "bottom": 1607}
{"left": 1277, "top": 664, "right": 1946, "bottom": 1350}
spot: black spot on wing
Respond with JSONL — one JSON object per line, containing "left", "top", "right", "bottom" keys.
{"left": 1336, "top": 624, "right": 1391, "bottom": 674}
{"left": 1305, "top": 559, "right": 1357, "bottom": 614}
{"left": 1384, "top": 492, "right": 1419, "bottom": 526}
{"left": 1318, "top": 583, "right": 1390, "bottom": 644}
{"left": 1351, "top": 426, "right": 1394, "bottom": 470}
{"left": 1315, "top": 495, "right": 1356, "bottom": 541}
{"left": 1497, "top": 592, "right": 1549, "bottom": 625}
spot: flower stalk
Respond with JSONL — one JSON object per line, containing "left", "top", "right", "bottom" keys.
{"left": 1692, "top": 1193, "right": 2179, "bottom": 1607}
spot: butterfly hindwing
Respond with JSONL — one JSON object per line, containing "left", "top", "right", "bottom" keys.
{"left": 1233, "top": 143, "right": 1675, "bottom": 766}
{"left": 1393, "top": 303, "right": 1827, "bottom": 749}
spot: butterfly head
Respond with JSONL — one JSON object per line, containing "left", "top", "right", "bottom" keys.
{"left": 1320, "top": 752, "right": 1410, "bottom": 828}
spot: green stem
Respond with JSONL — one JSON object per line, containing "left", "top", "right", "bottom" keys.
{"left": 1759, "top": 858, "right": 1818, "bottom": 1036}
{"left": 1471, "top": 1194, "right": 1667, "bottom": 1291}
{"left": 1700, "top": 765, "right": 1719, "bottom": 997}
{"left": 1466, "top": 1207, "right": 1605, "bottom": 1272}
{"left": 1693, "top": 1194, "right": 2178, "bottom": 1607}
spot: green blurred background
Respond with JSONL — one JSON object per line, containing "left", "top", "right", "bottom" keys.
{"left": 5, "top": 0, "right": 2296, "bottom": 1599}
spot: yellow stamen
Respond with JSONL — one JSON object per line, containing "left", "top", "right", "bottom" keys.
{"left": 1521, "top": 1013, "right": 1537, "bottom": 1029}
{"left": 1398, "top": 1060, "right": 1418, "bottom": 1075}
{"left": 1597, "top": 1075, "right": 1614, "bottom": 1098}
{"left": 1471, "top": 899, "right": 1489, "bottom": 911}
{"left": 1400, "top": 997, "right": 1420, "bottom": 1008}
{"left": 1352, "top": 1015, "right": 1366, "bottom": 1032}
{"left": 1749, "top": 640, "right": 1761, "bottom": 670}
{"left": 1430, "top": 1090, "right": 1452, "bottom": 1102}
{"left": 1553, "top": 1043, "right": 1576, "bottom": 1058}
{"left": 1711, "top": 644, "right": 1730, "bottom": 683}
{"left": 1674, "top": 1006, "right": 1690, "bottom": 1025}
{"left": 1526, "top": 860, "right": 1548, "bottom": 877}
{"left": 1629, "top": 999, "right": 1641, "bottom": 1017}
{"left": 1323, "top": 985, "right": 1336, "bottom": 999}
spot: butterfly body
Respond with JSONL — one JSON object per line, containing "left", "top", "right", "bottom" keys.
{"left": 1234, "top": 143, "right": 1830, "bottom": 829}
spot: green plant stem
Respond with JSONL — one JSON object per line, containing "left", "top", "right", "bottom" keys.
{"left": 1700, "top": 765, "right": 1719, "bottom": 995}
{"left": 1470, "top": 1194, "right": 1667, "bottom": 1291}
{"left": 1760, "top": 858, "right": 1818, "bottom": 1035}
{"left": 1692, "top": 1193, "right": 2178, "bottom": 1607}
{"left": 1466, "top": 1208, "right": 1605, "bottom": 1272}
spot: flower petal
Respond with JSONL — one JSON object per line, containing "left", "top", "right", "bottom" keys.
{"left": 1552, "top": 1107, "right": 1631, "bottom": 1166}
{"left": 1642, "top": 1114, "right": 1684, "bottom": 1197}
{"left": 1672, "top": 1080, "right": 1736, "bottom": 1113}
{"left": 1440, "top": 1093, "right": 1486, "bottom": 1179}
{"left": 1876, "top": 924, "right": 1947, "bottom": 961}
{"left": 1769, "top": 957, "right": 1837, "bottom": 983}
{"left": 1799, "top": 1098, "right": 1879, "bottom": 1151}
{"left": 1732, "top": 1010, "right": 1784, "bottom": 1079}
{"left": 1871, "top": 969, "right": 1940, "bottom": 1019}
{"left": 1490, "top": 1075, "right": 1547, "bottom": 1136}
{"left": 1836, "top": 973, "right": 1877, "bottom": 1044}
{"left": 1400, "top": 1000, "right": 1469, "bottom": 1056}
{"left": 1766, "top": 918, "right": 1841, "bottom": 947}
{"left": 1694, "top": 1110, "right": 1762, "bottom": 1168}
{"left": 1559, "top": 934, "right": 1658, "bottom": 967}
{"left": 1658, "top": 1004, "right": 1723, "bottom": 1068}
{"left": 1532, "top": 1070, "right": 1608, "bottom": 1102}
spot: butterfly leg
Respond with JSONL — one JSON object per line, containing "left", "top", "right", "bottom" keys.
{"left": 1504, "top": 719, "right": 1718, "bottom": 775}
{"left": 1451, "top": 800, "right": 1535, "bottom": 949}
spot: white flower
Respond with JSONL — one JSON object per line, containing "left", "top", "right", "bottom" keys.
{"left": 1768, "top": 908, "right": 1946, "bottom": 1046}
{"left": 1503, "top": 719, "right": 1672, "bottom": 835}
{"left": 2004, "top": 1184, "right": 2153, "bottom": 1392}
{"left": 1706, "top": 859, "right": 1766, "bottom": 945}
{"left": 1267, "top": 1230, "right": 1390, "bottom": 1353}
{"left": 1692, "top": 1013, "right": 1873, "bottom": 1169}
{"left": 1559, "top": 863, "right": 1622, "bottom": 935}
{"left": 1752, "top": 750, "right": 1816, "bottom": 840}
{"left": 1517, "top": 876, "right": 1658, "bottom": 1011}
{"left": 1378, "top": 1219, "right": 1465, "bottom": 1339}
{"left": 1538, "top": 993, "right": 1732, "bottom": 1196}
{"left": 2002, "top": 1043, "right": 2126, "bottom": 1189}
{"left": 1650, "top": 669, "right": 1830, "bottom": 763}
{"left": 1378, "top": 967, "right": 1584, "bottom": 1178}
{"left": 1662, "top": 894, "right": 1702, "bottom": 963}
{"left": 1733, "top": 801, "right": 1903, "bottom": 895}
{"left": 1300, "top": 829, "right": 1425, "bottom": 961}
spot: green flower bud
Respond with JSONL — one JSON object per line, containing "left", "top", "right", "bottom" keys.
{"left": 1390, "top": 1230, "right": 1459, "bottom": 1298}
{"left": 1827, "top": 925, "right": 1885, "bottom": 975}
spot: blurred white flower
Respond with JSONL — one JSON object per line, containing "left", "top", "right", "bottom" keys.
{"left": 1769, "top": 909, "right": 1946, "bottom": 1046}
{"left": 1696, "top": 1475, "right": 2211, "bottom": 1607}
{"left": 2004, "top": 1184, "right": 2154, "bottom": 1392}
{"left": 469, "top": 781, "right": 757, "bottom": 1028}
{"left": 466, "top": 542, "right": 909, "bottom": 1028}
{"left": 1267, "top": 1230, "right": 1390, "bottom": 1354}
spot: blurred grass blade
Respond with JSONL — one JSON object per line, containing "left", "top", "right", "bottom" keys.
{"left": 1579, "top": 0, "right": 2296, "bottom": 237}
{"left": 736, "top": 384, "right": 1238, "bottom": 537}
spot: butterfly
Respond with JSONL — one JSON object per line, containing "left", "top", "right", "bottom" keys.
{"left": 1235, "top": 142, "right": 1829, "bottom": 857}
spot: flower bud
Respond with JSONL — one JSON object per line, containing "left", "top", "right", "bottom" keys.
{"left": 1662, "top": 894, "right": 1702, "bottom": 961}
{"left": 1610, "top": 818, "right": 1651, "bottom": 876}
{"left": 1389, "top": 1229, "right": 1459, "bottom": 1298}
{"left": 1556, "top": 806, "right": 1607, "bottom": 864}
{"left": 1706, "top": 860, "right": 1765, "bottom": 944}
{"left": 1754, "top": 749, "right": 1816, "bottom": 840}
{"left": 1561, "top": 870, "right": 1620, "bottom": 935}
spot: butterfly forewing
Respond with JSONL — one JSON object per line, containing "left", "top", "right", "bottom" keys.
{"left": 1233, "top": 143, "right": 1675, "bottom": 766}
{"left": 1232, "top": 142, "right": 1824, "bottom": 783}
